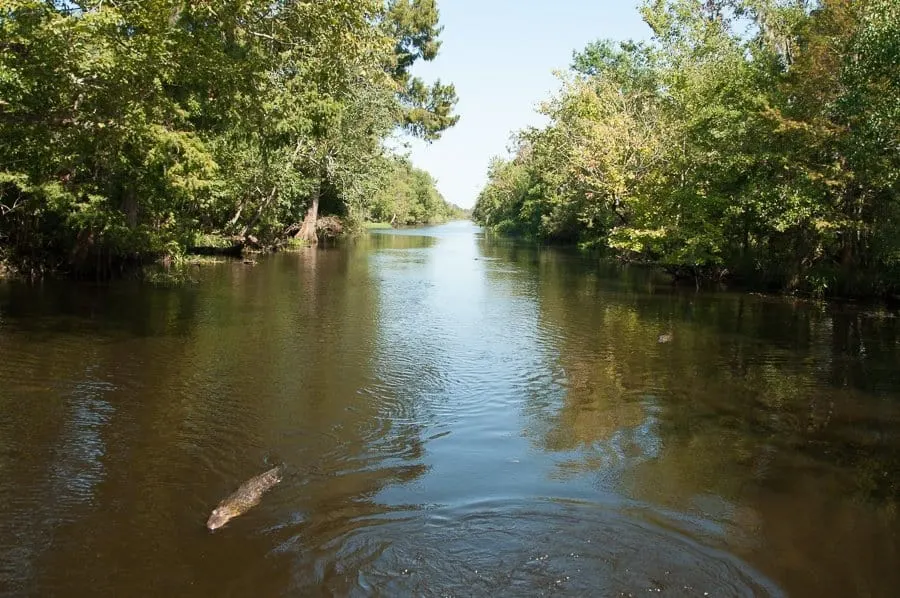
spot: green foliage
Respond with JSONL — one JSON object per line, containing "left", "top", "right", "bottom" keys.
{"left": 473, "top": 0, "right": 900, "bottom": 297}
{"left": 369, "top": 156, "right": 463, "bottom": 225}
{"left": 364, "top": 221, "right": 395, "bottom": 230}
{"left": 0, "top": 0, "right": 457, "bottom": 276}
{"left": 385, "top": 0, "right": 460, "bottom": 140}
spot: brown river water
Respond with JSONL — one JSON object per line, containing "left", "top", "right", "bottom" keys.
{"left": 1, "top": 221, "right": 899, "bottom": 597}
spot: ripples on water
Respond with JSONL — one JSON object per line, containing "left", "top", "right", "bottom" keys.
{"left": 343, "top": 499, "right": 782, "bottom": 598}
{"left": 1, "top": 222, "right": 900, "bottom": 597}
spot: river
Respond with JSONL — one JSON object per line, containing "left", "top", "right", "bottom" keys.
{"left": 1, "top": 221, "right": 899, "bottom": 597}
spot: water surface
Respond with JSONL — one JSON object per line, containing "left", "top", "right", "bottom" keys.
{"left": 2, "top": 221, "right": 899, "bottom": 597}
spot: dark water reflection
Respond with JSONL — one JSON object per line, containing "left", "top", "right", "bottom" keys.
{"left": 1, "top": 221, "right": 899, "bottom": 597}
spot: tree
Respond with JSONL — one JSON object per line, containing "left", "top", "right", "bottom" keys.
{"left": 370, "top": 156, "right": 460, "bottom": 226}
{"left": 0, "top": 0, "right": 460, "bottom": 272}
{"left": 473, "top": 0, "right": 900, "bottom": 297}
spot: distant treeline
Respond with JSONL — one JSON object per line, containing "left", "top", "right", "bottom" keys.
{"left": 473, "top": 0, "right": 900, "bottom": 298}
{"left": 370, "top": 158, "right": 468, "bottom": 227}
{"left": 0, "top": 0, "right": 458, "bottom": 276}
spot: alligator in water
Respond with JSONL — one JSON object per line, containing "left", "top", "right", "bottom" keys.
{"left": 207, "top": 466, "right": 283, "bottom": 530}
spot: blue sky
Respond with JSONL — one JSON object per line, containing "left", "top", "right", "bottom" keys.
{"left": 402, "top": 1, "right": 653, "bottom": 209}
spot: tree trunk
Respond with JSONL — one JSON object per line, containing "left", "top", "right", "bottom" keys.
{"left": 226, "top": 200, "right": 245, "bottom": 231}
{"left": 122, "top": 186, "right": 138, "bottom": 228}
{"left": 240, "top": 186, "right": 278, "bottom": 240}
{"left": 296, "top": 179, "right": 321, "bottom": 244}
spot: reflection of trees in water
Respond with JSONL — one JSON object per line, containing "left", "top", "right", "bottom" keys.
{"left": 537, "top": 320, "right": 662, "bottom": 479}
{"left": 478, "top": 242, "right": 670, "bottom": 465}
{"left": 495, "top": 242, "right": 900, "bottom": 501}
{"left": 0, "top": 248, "right": 435, "bottom": 595}
{"left": 7, "top": 294, "right": 206, "bottom": 593}
{"left": 359, "top": 230, "right": 439, "bottom": 251}
{"left": 184, "top": 245, "right": 431, "bottom": 505}
{"left": 0, "top": 277, "right": 212, "bottom": 593}
{"left": 258, "top": 241, "right": 435, "bottom": 595}
{"left": 0, "top": 342, "right": 124, "bottom": 594}
{"left": 479, "top": 240, "right": 900, "bottom": 596}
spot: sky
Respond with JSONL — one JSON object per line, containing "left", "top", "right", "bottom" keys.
{"left": 402, "top": 1, "right": 654, "bottom": 209}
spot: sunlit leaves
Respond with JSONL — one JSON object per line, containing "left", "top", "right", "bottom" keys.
{"left": 0, "top": 0, "right": 458, "bottom": 272}
{"left": 473, "top": 0, "right": 900, "bottom": 296}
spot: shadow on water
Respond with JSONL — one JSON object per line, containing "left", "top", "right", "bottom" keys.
{"left": 1, "top": 222, "right": 899, "bottom": 596}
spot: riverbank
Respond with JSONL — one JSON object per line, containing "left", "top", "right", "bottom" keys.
{"left": 626, "top": 255, "right": 900, "bottom": 304}
{"left": 0, "top": 213, "right": 464, "bottom": 281}
{"left": 0, "top": 225, "right": 315, "bottom": 282}
{"left": 475, "top": 227, "right": 899, "bottom": 302}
